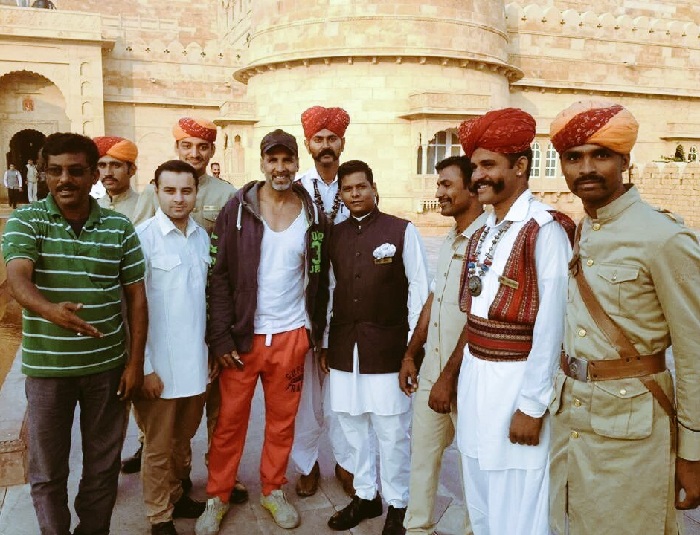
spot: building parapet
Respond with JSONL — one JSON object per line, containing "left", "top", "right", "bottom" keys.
{"left": 0, "top": 4, "right": 106, "bottom": 45}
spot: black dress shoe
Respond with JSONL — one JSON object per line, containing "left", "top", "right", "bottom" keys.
{"left": 328, "top": 494, "right": 382, "bottom": 531}
{"left": 230, "top": 479, "right": 249, "bottom": 504}
{"left": 172, "top": 494, "right": 206, "bottom": 518}
{"left": 180, "top": 476, "right": 193, "bottom": 495}
{"left": 120, "top": 444, "right": 143, "bottom": 474}
{"left": 151, "top": 521, "right": 178, "bottom": 535}
{"left": 382, "top": 506, "right": 407, "bottom": 535}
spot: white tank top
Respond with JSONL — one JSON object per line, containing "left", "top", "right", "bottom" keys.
{"left": 254, "top": 208, "right": 309, "bottom": 335}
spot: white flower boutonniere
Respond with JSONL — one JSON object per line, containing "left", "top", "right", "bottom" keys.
{"left": 373, "top": 243, "right": 397, "bottom": 264}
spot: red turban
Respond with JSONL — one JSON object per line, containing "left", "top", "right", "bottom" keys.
{"left": 172, "top": 117, "right": 217, "bottom": 143}
{"left": 550, "top": 100, "right": 638, "bottom": 155}
{"left": 301, "top": 106, "right": 351, "bottom": 139}
{"left": 93, "top": 136, "right": 138, "bottom": 163}
{"left": 458, "top": 108, "right": 536, "bottom": 157}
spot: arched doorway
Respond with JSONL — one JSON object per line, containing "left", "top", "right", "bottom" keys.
{"left": 8, "top": 129, "right": 47, "bottom": 202}
{"left": 0, "top": 70, "right": 68, "bottom": 204}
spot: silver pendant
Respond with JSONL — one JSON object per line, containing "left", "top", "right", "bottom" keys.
{"left": 468, "top": 275, "right": 483, "bottom": 297}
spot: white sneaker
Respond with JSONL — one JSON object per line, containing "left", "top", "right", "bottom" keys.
{"left": 195, "top": 496, "right": 230, "bottom": 535}
{"left": 260, "top": 489, "right": 300, "bottom": 529}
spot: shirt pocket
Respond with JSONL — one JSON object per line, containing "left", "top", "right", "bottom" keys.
{"left": 595, "top": 263, "right": 639, "bottom": 315}
{"left": 202, "top": 205, "right": 221, "bottom": 223}
{"left": 149, "top": 254, "right": 182, "bottom": 291}
{"left": 589, "top": 379, "right": 653, "bottom": 439}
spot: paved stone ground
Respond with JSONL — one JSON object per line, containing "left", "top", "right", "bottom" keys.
{"left": 1, "top": 229, "right": 700, "bottom": 534}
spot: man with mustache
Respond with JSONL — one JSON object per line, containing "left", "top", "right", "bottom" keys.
{"left": 94, "top": 136, "right": 140, "bottom": 221}
{"left": 549, "top": 101, "right": 700, "bottom": 534}
{"left": 196, "top": 130, "right": 330, "bottom": 534}
{"left": 127, "top": 117, "right": 246, "bottom": 502}
{"left": 447, "top": 108, "right": 573, "bottom": 534}
{"left": 1, "top": 132, "right": 147, "bottom": 535}
{"left": 291, "top": 105, "right": 354, "bottom": 498}
{"left": 399, "top": 155, "right": 486, "bottom": 535}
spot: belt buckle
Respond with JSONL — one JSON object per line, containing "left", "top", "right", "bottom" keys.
{"left": 566, "top": 355, "right": 589, "bottom": 382}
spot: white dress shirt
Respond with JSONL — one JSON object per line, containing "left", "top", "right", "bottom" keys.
{"left": 329, "top": 220, "right": 430, "bottom": 416}
{"left": 456, "top": 190, "right": 571, "bottom": 470}
{"left": 296, "top": 167, "right": 350, "bottom": 224}
{"left": 136, "top": 208, "right": 210, "bottom": 399}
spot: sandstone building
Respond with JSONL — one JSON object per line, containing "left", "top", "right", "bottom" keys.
{"left": 1, "top": 0, "right": 699, "bottom": 226}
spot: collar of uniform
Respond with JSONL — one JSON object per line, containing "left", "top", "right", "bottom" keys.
{"left": 298, "top": 166, "right": 338, "bottom": 188}
{"left": 46, "top": 193, "right": 103, "bottom": 228}
{"left": 197, "top": 173, "right": 213, "bottom": 188}
{"left": 154, "top": 206, "right": 198, "bottom": 237}
{"left": 485, "top": 189, "right": 533, "bottom": 228}
{"left": 108, "top": 187, "right": 137, "bottom": 203}
{"left": 590, "top": 184, "right": 639, "bottom": 222}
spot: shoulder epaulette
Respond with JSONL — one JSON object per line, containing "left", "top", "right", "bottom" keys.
{"left": 655, "top": 207, "right": 684, "bottom": 225}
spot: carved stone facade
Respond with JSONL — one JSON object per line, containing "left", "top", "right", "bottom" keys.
{"left": 0, "top": 1, "right": 699, "bottom": 227}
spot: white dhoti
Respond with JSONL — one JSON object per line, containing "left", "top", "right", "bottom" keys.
{"left": 291, "top": 349, "right": 353, "bottom": 475}
{"left": 462, "top": 455, "right": 549, "bottom": 535}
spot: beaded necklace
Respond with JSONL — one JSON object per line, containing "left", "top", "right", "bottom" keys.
{"left": 312, "top": 178, "right": 342, "bottom": 223}
{"left": 466, "top": 221, "right": 513, "bottom": 296}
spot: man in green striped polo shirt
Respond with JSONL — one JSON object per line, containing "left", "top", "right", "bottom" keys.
{"left": 2, "top": 132, "right": 148, "bottom": 535}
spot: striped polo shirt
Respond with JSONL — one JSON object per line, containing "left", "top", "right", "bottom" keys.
{"left": 1, "top": 194, "right": 145, "bottom": 377}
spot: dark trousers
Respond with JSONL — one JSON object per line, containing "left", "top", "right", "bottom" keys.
{"left": 25, "top": 366, "right": 127, "bottom": 535}
{"left": 8, "top": 187, "right": 20, "bottom": 208}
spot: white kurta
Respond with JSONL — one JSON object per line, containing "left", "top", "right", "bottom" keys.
{"left": 329, "top": 221, "right": 430, "bottom": 416}
{"left": 290, "top": 167, "right": 353, "bottom": 475}
{"left": 296, "top": 167, "right": 350, "bottom": 224}
{"left": 456, "top": 190, "right": 570, "bottom": 535}
{"left": 136, "top": 209, "right": 210, "bottom": 399}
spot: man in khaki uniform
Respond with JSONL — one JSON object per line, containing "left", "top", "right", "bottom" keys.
{"left": 398, "top": 155, "right": 485, "bottom": 535}
{"left": 94, "top": 136, "right": 140, "bottom": 221}
{"left": 549, "top": 100, "right": 700, "bottom": 534}
{"left": 132, "top": 117, "right": 236, "bottom": 232}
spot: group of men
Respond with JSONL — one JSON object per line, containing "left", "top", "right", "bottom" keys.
{"left": 2, "top": 99, "right": 700, "bottom": 535}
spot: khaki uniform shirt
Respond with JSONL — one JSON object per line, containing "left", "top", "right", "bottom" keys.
{"left": 421, "top": 212, "right": 488, "bottom": 383}
{"left": 550, "top": 186, "right": 700, "bottom": 535}
{"left": 132, "top": 174, "right": 236, "bottom": 233}
{"left": 98, "top": 188, "right": 140, "bottom": 222}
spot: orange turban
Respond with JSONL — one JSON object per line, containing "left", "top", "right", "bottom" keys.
{"left": 550, "top": 100, "right": 638, "bottom": 155}
{"left": 93, "top": 136, "right": 138, "bottom": 163}
{"left": 458, "top": 108, "right": 536, "bottom": 157}
{"left": 301, "top": 106, "right": 351, "bottom": 139}
{"left": 172, "top": 117, "right": 217, "bottom": 143}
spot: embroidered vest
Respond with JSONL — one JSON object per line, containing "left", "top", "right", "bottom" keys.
{"left": 459, "top": 211, "right": 575, "bottom": 361}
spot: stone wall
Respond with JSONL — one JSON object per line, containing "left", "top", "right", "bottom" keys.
{"left": 635, "top": 161, "right": 700, "bottom": 228}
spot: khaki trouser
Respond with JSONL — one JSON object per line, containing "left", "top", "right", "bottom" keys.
{"left": 404, "top": 376, "right": 472, "bottom": 535}
{"left": 134, "top": 393, "right": 206, "bottom": 524}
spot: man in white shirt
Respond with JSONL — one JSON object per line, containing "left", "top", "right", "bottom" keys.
{"left": 134, "top": 160, "right": 210, "bottom": 535}
{"left": 323, "top": 160, "right": 429, "bottom": 535}
{"left": 26, "top": 159, "right": 39, "bottom": 203}
{"left": 4, "top": 163, "right": 22, "bottom": 208}
{"left": 447, "top": 108, "right": 573, "bottom": 535}
{"left": 196, "top": 130, "right": 330, "bottom": 535}
{"left": 292, "top": 105, "right": 354, "bottom": 497}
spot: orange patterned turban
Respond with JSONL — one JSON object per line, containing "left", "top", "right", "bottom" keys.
{"left": 172, "top": 117, "right": 217, "bottom": 143}
{"left": 301, "top": 106, "right": 351, "bottom": 139}
{"left": 458, "top": 108, "right": 536, "bottom": 157}
{"left": 550, "top": 100, "right": 638, "bottom": 155}
{"left": 93, "top": 136, "right": 138, "bottom": 163}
